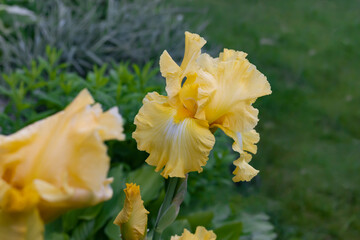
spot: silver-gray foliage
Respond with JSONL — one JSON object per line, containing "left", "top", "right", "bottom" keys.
{"left": 0, "top": 0, "right": 201, "bottom": 75}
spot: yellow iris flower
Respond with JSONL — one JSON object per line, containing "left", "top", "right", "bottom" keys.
{"left": 171, "top": 226, "right": 216, "bottom": 240}
{"left": 133, "top": 32, "right": 271, "bottom": 181}
{"left": 114, "top": 183, "right": 149, "bottom": 240}
{"left": 0, "top": 89, "right": 125, "bottom": 239}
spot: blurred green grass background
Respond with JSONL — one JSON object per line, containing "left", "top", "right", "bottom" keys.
{"left": 176, "top": 0, "right": 360, "bottom": 239}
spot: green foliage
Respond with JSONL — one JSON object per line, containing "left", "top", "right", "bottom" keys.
{"left": 126, "top": 165, "right": 164, "bottom": 204}
{"left": 185, "top": 211, "right": 214, "bottom": 230}
{"left": 214, "top": 222, "right": 242, "bottom": 240}
{"left": 0, "top": 46, "right": 161, "bottom": 137}
{"left": 239, "top": 213, "right": 276, "bottom": 240}
{"left": 0, "top": 4, "right": 36, "bottom": 34}
{"left": 162, "top": 219, "right": 191, "bottom": 239}
{"left": 0, "top": 0, "right": 206, "bottom": 75}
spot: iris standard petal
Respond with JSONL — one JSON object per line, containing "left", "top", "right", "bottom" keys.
{"left": 160, "top": 32, "right": 206, "bottom": 103}
{"left": 198, "top": 49, "right": 271, "bottom": 131}
{"left": 133, "top": 92, "right": 215, "bottom": 178}
{"left": 180, "top": 32, "right": 207, "bottom": 75}
{"left": 160, "top": 50, "right": 182, "bottom": 102}
{"left": 178, "top": 70, "right": 216, "bottom": 120}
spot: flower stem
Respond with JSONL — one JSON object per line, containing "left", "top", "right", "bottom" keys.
{"left": 153, "top": 177, "right": 179, "bottom": 240}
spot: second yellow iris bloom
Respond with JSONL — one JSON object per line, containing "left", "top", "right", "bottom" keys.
{"left": 133, "top": 32, "right": 271, "bottom": 181}
{"left": 0, "top": 90, "right": 125, "bottom": 239}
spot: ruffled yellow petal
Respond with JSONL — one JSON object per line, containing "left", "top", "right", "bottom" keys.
{"left": 0, "top": 89, "right": 124, "bottom": 222}
{"left": 212, "top": 125, "right": 259, "bottom": 155}
{"left": 211, "top": 124, "right": 260, "bottom": 182}
{"left": 198, "top": 49, "right": 271, "bottom": 132}
{"left": 180, "top": 32, "right": 207, "bottom": 74}
{"left": 160, "top": 32, "right": 206, "bottom": 103}
{"left": 0, "top": 208, "right": 44, "bottom": 240}
{"left": 194, "top": 226, "right": 217, "bottom": 240}
{"left": 132, "top": 92, "right": 215, "bottom": 178}
{"left": 160, "top": 50, "right": 182, "bottom": 102}
{"left": 171, "top": 226, "right": 216, "bottom": 240}
{"left": 232, "top": 152, "right": 259, "bottom": 182}
{"left": 97, "top": 106, "right": 125, "bottom": 141}
{"left": 241, "top": 130, "right": 260, "bottom": 154}
{"left": 219, "top": 48, "right": 248, "bottom": 62}
{"left": 34, "top": 178, "right": 113, "bottom": 222}
{"left": 114, "top": 183, "right": 149, "bottom": 240}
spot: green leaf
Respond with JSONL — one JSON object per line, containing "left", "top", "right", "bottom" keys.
{"left": 26, "top": 109, "right": 56, "bottom": 124}
{"left": 156, "top": 204, "right": 178, "bottom": 232}
{"left": 214, "top": 221, "right": 243, "bottom": 240}
{"left": 70, "top": 220, "right": 95, "bottom": 240}
{"left": 33, "top": 90, "right": 63, "bottom": 108}
{"left": 46, "top": 233, "right": 70, "bottom": 240}
{"left": 0, "top": 86, "right": 10, "bottom": 96}
{"left": 61, "top": 204, "right": 103, "bottom": 233}
{"left": 212, "top": 204, "right": 231, "bottom": 225}
{"left": 62, "top": 210, "right": 82, "bottom": 232}
{"left": 77, "top": 203, "right": 104, "bottom": 221}
{"left": 104, "top": 219, "right": 121, "bottom": 240}
{"left": 90, "top": 164, "right": 126, "bottom": 235}
{"left": 238, "top": 212, "right": 276, "bottom": 240}
{"left": 0, "top": 4, "right": 37, "bottom": 25}
{"left": 184, "top": 211, "right": 214, "bottom": 231}
{"left": 94, "top": 91, "right": 116, "bottom": 108}
{"left": 44, "top": 218, "right": 63, "bottom": 239}
{"left": 162, "top": 219, "right": 191, "bottom": 240}
{"left": 126, "top": 165, "right": 163, "bottom": 203}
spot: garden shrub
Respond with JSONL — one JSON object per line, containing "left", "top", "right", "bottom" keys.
{"left": 0, "top": 0, "right": 204, "bottom": 75}
{"left": 0, "top": 46, "right": 162, "bottom": 168}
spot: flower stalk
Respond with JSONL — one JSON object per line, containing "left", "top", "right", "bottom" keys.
{"left": 153, "top": 177, "right": 180, "bottom": 240}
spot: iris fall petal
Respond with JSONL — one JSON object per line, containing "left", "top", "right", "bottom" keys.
{"left": 232, "top": 152, "right": 259, "bottom": 182}
{"left": 133, "top": 92, "right": 215, "bottom": 178}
